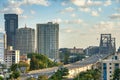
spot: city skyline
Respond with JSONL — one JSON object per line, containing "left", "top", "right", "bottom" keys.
{"left": 0, "top": 0, "right": 120, "bottom": 49}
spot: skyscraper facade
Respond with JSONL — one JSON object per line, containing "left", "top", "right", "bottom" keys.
{"left": 37, "top": 22, "right": 59, "bottom": 60}
{"left": 0, "top": 33, "right": 4, "bottom": 61}
{"left": 4, "top": 14, "right": 18, "bottom": 48}
{"left": 15, "top": 26, "right": 35, "bottom": 55}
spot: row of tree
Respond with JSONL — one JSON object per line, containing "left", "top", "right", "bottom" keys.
{"left": 49, "top": 67, "right": 69, "bottom": 80}
{"left": 27, "top": 53, "right": 59, "bottom": 70}
{"left": 73, "top": 69, "right": 101, "bottom": 80}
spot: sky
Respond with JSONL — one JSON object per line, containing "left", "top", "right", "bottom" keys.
{"left": 0, "top": 0, "right": 120, "bottom": 49}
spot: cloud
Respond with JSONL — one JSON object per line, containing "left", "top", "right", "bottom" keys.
{"left": 61, "top": 1, "right": 68, "bottom": 6}
{"left": 64, "top": 19, "right": 83, "bottom": 24}
{"left": 19, "top": 15, "right": 28, "bottom": 19}
{"left": 115, "top": 8, "right": 120, "bottom": 12}
{"left": 71, "top": 0, "right": 112, "bottom": 7}
{"left": 60, "top": 7, "right": 75, "bottom": 14}
{"left": 0, "top": 0, "right": 50, "bottom": 14}
{"left": 0, "top": 0, "right": 23, "bottom": 14}
{"left": 79, "top": 7, "right": 91, "bottom": 12}
{"left": 65, "top": 29, "right": 73, "bottom": 33}
{"left": 104, "top": 0, "right": 112, "bottom": 6}
{"left": 71, "top": 0, "right": 86, "bottom": 6}
{"left": 52, "top": 18, "right": 62, "bottom": 23}
{"left": 0, "top": 7, "right": 23, "bottom": 14}
{"left": 71, "top": 13, "right": 76, "bottom": 17}
{"left": 52, "top": 18, "right": 83, "bottom": 24}
{"left": 90, "top": 21, "right": 120, "bottom": 33}
{"left": 91, "top": 11, "right": 99, "bottom": 16}
{"left": 116, "top": 0, "right": 120, "bottom": 3}
{"left": 20, "top": 0, "right": 50, "bottom": 6}
{"left": 86, "top": 0, "right": 102, "bottom": 6}
{"left": 61, "top": 27, "right": 81, "bottom": 33}
{"left": 30, "top": 10, "right": 36, "bottom": 14}
{"left": 71, "top": 0, "right": 102, "bottom": 7}
{"left": 109, "top": 13, "right": 120, "bottom": 19}
{"left": 98, "top": 8, "right": 102, "bottom": 12}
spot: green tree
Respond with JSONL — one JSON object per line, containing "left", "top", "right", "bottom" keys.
{"left": 12, "top": 71, "right": 20, "bottom": 79}
{"left": 19, "top": 61, "right": 30, "bottom": 73}
{"left": 38, "top": 75, "right": 48, "bottom": 80}
{"left": 10, "top": 64, "right": 18, "bottom": 71}
{"left": 0, "top": 76, "right": 3, "bottom": 80}
{"left": 28, "top": 53, "right": 59, "bottom": 70}
{"left": 49, "top": 67, "right": 69, "bottom": 80}
{"left": 26, "top": 77, "right": 35, "bottom": 80}
{"left": 30, "top": 55, "right": 39, "bottom": 70}
{"left": 59, "top": 48, "right": 70, "bottom": 64}
{"left": 113, "top": 68, "right": 120, "bottom": 80}
{"left": 74, "top": 69, "right": 101, "bottom": 80}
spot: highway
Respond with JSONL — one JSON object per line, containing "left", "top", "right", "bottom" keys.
{"left": 20, "top": 53, "right": 111, "bottom": 80}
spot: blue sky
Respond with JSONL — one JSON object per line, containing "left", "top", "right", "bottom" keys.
{"left": 0, "top": 0, "right": 120, "bottom": 49}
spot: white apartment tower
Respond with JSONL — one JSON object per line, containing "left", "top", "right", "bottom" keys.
{"left": 102, "top": 53, "right": 120, "bottom": 80}
{"left": 4, "top": 46, "right": 20, "bottom": 68}
{"left": 37, "top": 22, "right": 59, "bottom": 60}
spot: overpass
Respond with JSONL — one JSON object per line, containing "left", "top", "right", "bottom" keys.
{"left": 21, "top": 53, "right": 112, "bottom": 80}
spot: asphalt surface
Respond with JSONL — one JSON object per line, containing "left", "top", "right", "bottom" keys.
{"left": 20, "top": 53, "right": 111, "bottom": 80}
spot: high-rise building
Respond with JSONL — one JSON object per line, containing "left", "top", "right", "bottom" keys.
{"left": 15, "top": 25, "right": 35, "bottom": 55}
{"left": 37, "top": 22, "right": 59, "bottom": 60}
{"left": 0, "top": 33, "right": 4, "bottom": 61}
{"left": 4, "top": 14, "right": 18, "bottom": 48}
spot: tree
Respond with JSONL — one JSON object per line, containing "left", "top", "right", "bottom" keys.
{"left": 49, "top": 67, "right": 69, "bottom": 80}
{"left": 30, "top": 55, "right": 39, "bottom": 70}
{"left": 28, "top": 53, "right": 59, "bottom": 70}
{"left": 0, "top": 76, "right": 3, "bottom": 80}
{"left": 12, "top": 71, "right": 20, "bottom": 79}
{"left": 38, "top": 75, "right": 48, "bottom": 80}
{"left": 19, "top": 61, "right": 30, "bottom": 73}
{"left": 10, "top": 64, "right": 18, "bottom": 71}
{"left": 26, "top": 77, "right": 36, "bottom": 80}
{"left": 113, "top": 68, "right": 120, "bottom": 80}
{"left": 74, "top": 69, "right": 101, "bottom": 80}
{"left": 59, "top": 48, "right": 70, "bottom": 64}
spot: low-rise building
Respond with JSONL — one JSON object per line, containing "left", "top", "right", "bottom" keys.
{"left": 84, "top": 46, "right": 99, "bottom": 55}
{"left": 60, "top": 47, "right": 84, "bottom": 54}
{"left": 4, "top": 46, "right": 20, "bottom": 68}
{"left": 102, "top": 53, "right": 120, "bottom": 80}
{"left": 68, "top": 47, "right": 84, "bottom": 54}
{"left": 20, "top": 54, "right": 30, "bottom": 65}
{"left": 117, "top": 47, "right": 120, "bottom": 53}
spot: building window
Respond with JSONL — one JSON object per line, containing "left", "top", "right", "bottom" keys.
{"left": 103, "top": 63, "right": 107, "bottom": 80}
{"left": 110, "top": 71, "right": 112, "bottom": 73}
{"left": 110, "top": 67, "right": 112, "bottom": 69}
{"left": 115, "top": 56, "right": 118, "bottom": 60}
{"left": 115, "top": 63, "right": 119, "bottom": 69}
{"left": 109, "top": 63, "right": 111, "bottom": 65}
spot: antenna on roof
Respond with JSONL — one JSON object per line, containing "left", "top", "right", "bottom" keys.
{"left": 25, "top": 24, "right": 27, "bottom": 28}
